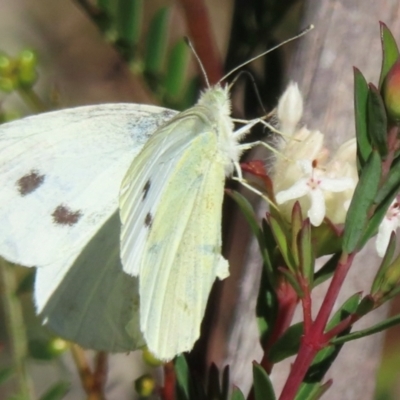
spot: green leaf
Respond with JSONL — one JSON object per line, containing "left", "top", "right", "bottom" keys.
{"left": 268, "top": 322, "right": 303, "bottom": 363}
{"left": 174, "top": 355, "right": 190, "bottom": 400}
{"left": 268, "top": 214, "right": 295, "bottom": 272}
{"left": 230, "top": 387, "right": 245, "bottom": 400}
{"left": 313, "top": 253, "right": 341, "bottom": 287}
{"left": 379, "top": 21, "right": 400, "bottom": 89}
{"left": 253, "top": 363, "right": 276, "bottom": 400}
{"left": 298, "top": 220, "right": 314, "bottom": 285}
{"left": 359, "top": 190, "right": 396, "bottom": 250}
{"left": 39, "top": 382, "right": 70, "bottom": 400}
{"left": 295, "top": 381, "right": 332, "bottom": 400}
{"left": 164, "top": 39, "right": 190, "bottom": 101}
{"left": 354, "top": 68, "right": 371, "bottom": 168}
{"left": 330, "top": 311, "right": 400, "bottom": 345}
{"left": 343, "top": 150, "right": 381, "bottom": 253}
{"left": 371, "top": 232, "right": 396, "bottom": 293}
{"left": 116, "top": 0, "right": 143, "bottom": 46}
{"left": 228, "top": 190, "right": 272, "bottom": 273}
{"left": 375, "top": 156, "right": 400, "bottom": 204}
{"left": 355, "top": 296, "right": 375, "bottom": 316}
{"left": 256, "top": 260, "right": 278, "bottom": 347}
{"left": 312, "top": 223, "right": 342, "bottom": 258}
{"left": 367, "top": 84, "right": 388, "bottom": 158}
{"left": 0, "top": 367, "right": 14, "bottom": 385}
{"left": 144, "top": 7, "right": 170, "bottom": 75}
{"left": 290, "top": 202, "right": 303, "bottom": 266}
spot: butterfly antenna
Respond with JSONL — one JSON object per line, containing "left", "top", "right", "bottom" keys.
{"left": 184, "top": 37, "right": 211, "bottom": 88}
{"left": 229, "top": 71, "right": 267, "bottom": 115}
{"left": 221, "top": 24, "right": 314, "bottom": 83}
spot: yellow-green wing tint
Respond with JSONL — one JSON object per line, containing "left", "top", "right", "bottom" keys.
{"left": 120, "top": 108, "right": 219, "bottom": 277}
{"left": 136, "top": 131, "right": 229, "bottom": 360}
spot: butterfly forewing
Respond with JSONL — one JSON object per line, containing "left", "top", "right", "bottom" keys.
{"left": 120, "top": 108, "right": 217, "bottom": 276}
{"left": 120, "top": 104, "right": 231, "bottom": 360}
{"left": 0, "top": 103, "right": 176, "bottom": 269}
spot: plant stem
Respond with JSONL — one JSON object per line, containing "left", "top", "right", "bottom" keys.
{"left": 70, "top": 344, "right": 106, "bottom": 400}
{"left": 161, "top": 362, "right": 176, "bottom": 400}
{"left": 279, "top": 252, "right": 355, "bottom": 400}
{"left": 0, "top": 261, "right": 34, "bottom": 399}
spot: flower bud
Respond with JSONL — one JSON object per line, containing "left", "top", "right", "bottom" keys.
{"left": 383, "top": 59, "right": 400, "bottom": 120}
{"left": 0, "top": 53, "right": 13, "bottom": 76}
{"left": 134, "top": 373, "right": 155, "bottom": 397}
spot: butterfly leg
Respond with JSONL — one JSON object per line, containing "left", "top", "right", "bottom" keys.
{"left": 232, "top": 161, "right": 276, "bottom": 208}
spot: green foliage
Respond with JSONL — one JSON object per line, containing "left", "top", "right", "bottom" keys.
{"left": 354, "top": 68, "right": 371, "bottom": 170}
{"left": 343, "top": 150, "right": 381, "bottom": 253}
{"left": 253, "top": 363, "right": 276, "bottom": 400}
{"left": 268, "top": 322, "right": 303, "bottom": 363}
{"left": 38, "top": 382, "right": 70, "bottom": 400}
{"left": 379, "top": 21, "right": 400, "bottom": 89}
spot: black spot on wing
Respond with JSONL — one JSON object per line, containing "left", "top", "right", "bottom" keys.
{"left": 142, "top": 180, "right": 151, "bottom": 200}
{"left": 145, "top": 212, "right": 153, "bottom": 227}
{"left": 16, "top": 170, "right": 45, "bottom": 196}
{"left": 52, "top": 205, "right": 82, "bottom": 226}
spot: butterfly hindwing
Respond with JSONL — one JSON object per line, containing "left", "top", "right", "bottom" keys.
{"left": 37, "top": 211, "right": 144, "bottom": 352}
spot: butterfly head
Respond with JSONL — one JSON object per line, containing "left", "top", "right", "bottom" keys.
{"left": 197, "top": 85, "right": 231, "bottom": 117}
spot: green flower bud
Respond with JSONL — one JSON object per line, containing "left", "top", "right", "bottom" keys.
{"left": 28, "top": 337, "right": 69, "bottom": 360}
{"left": 0, "top": 77, "right": 17, "bottom": 93}
{"left": 0, "top": 53, "right": 13, "bottom": 76}
{"left": 383, "top": 59, "right": 400, "bottom": 120}
{"left": 17, "top": 50, "right": 38, "bottom": 87}
{"left": 134, "top": 373, "right": 155, "bottom": 397}
{"left": 17, "top": 49, "right": 37, "bottom": 70}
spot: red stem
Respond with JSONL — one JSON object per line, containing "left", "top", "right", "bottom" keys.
{"left": 299, "top": 277, "right": 312, "bottom": 334}
{"left": 161, "top": 362, "right": 176, "bottom": 400}
{"left": 279, "top": 252, "right": 355, "bottom": 400}
{"left": 313, "top": 253, "right": 355, "bottom": 333}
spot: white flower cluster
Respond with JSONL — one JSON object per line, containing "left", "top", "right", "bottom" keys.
{"left": 272, "top": 83, "right": 356, "bottom": 227}
{"left": 271, "top": 83, "right": 400, "bottom": 257}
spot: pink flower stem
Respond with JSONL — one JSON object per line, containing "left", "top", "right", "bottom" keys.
{"left": 279, "top": 252, "right": 355, "bottom": 400}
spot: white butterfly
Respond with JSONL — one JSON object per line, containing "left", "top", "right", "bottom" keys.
{"left": 0, "top": 28, "right": 313, "bottom": 360}
{"left": 0, "top": 86, "right": 259, "bottom": 361}
{"left": 0, "top": 104, "right": 177, "bottom": 351}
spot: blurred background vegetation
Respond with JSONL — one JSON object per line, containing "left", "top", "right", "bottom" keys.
{"left": 1, "top": 0, "right": 400, "bottom": 399}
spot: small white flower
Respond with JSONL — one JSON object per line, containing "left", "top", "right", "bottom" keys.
{"left": 272, "top": 83, "right": 357, "bottom": 227}
{"left": 275, "top": 160, "right": 354, "bottom": 226}
{"left": 376, "top": 200, "right": 400, "bottom": 257}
